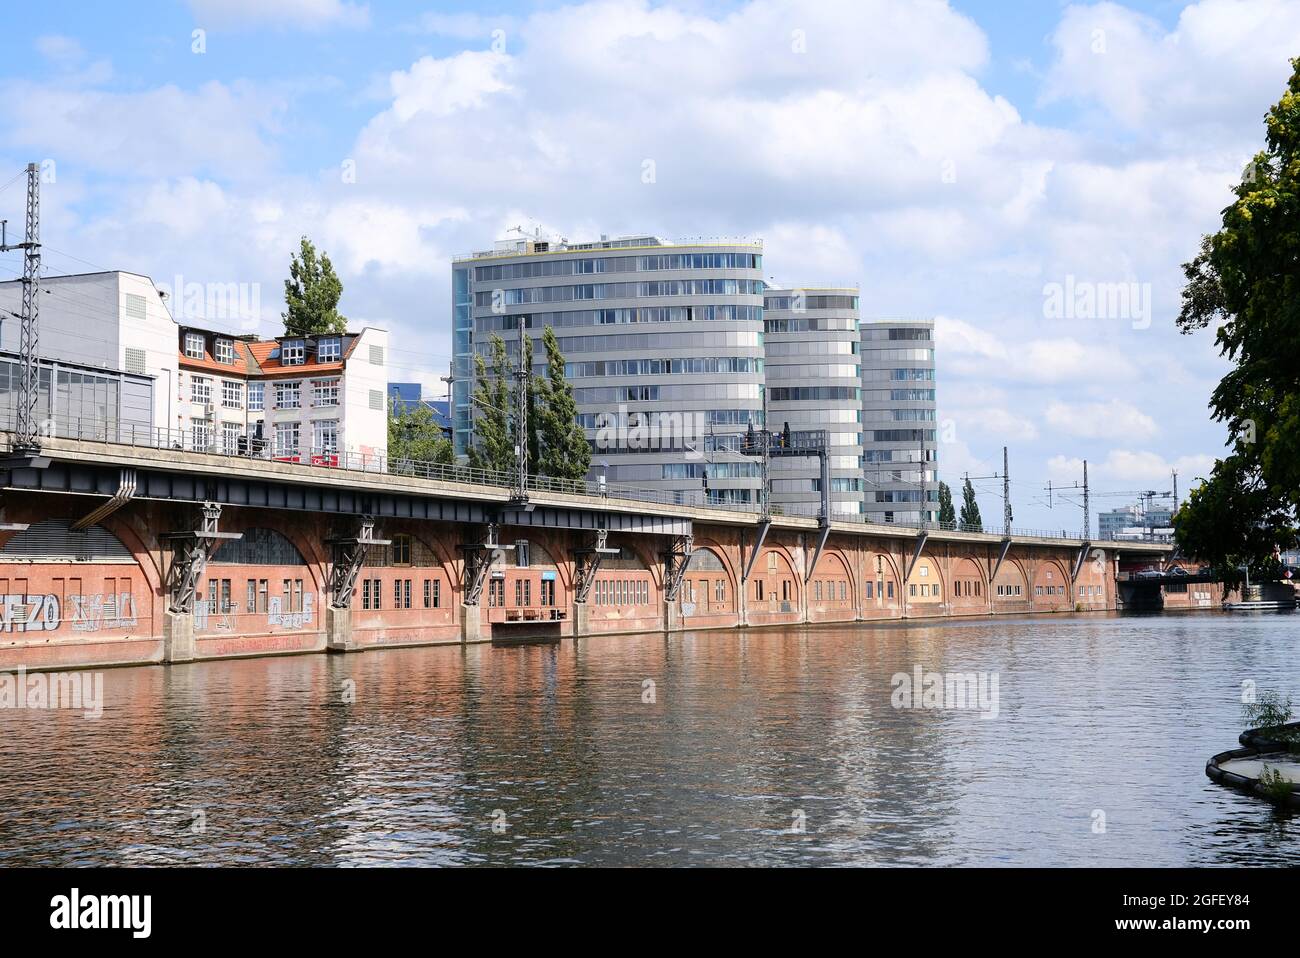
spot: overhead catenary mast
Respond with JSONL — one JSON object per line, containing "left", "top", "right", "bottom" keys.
{"left": 0, "top": 164, "right": 41, "bottom": 453}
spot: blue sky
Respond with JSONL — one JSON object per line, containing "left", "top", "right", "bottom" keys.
{"left": 1, "top": 0, "right": 1297, "bottom": 529}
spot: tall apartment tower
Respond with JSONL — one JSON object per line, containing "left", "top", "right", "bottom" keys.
{"left": 453, "top": 233, "right": 766, "bottom": 504}
{"left": 860, "top": 318, "right": 937, "bottom": 524}
{"left": 763, "top": 286, "right": 864, "bottom": 517}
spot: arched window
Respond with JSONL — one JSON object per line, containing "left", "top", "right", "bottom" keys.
{"left": 0, "top": 519, "right": 132, "bottom": 562}
{"left": 211, "top": 528, "right": 305, "bottom": 565}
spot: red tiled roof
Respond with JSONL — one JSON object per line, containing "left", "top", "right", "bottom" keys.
{"left": 177, "top": 331, "right": 355, "bottom": 378}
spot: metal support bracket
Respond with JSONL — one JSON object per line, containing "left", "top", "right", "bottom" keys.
{"left": 905, "top": 530, "right": 929, "bottom": 582}
{"left": 741, "top": 517, "right": 772, "bottom": 583}
{"left": 989, "top": 536, "right": 1012, "bottom": 586}
{"left": 161, "top": 501, "right": 242, "bottom": 614}
{"left": 661, "top": 533, "right": 694, "bottom": 602}
{"left": 574, "top": 527, "right": 618, "bottom": 603}
{"left": 805, "top": 523, "right": 831, "bottom": 583}
{"left": 71, "top": 467, "right": 136, "bottom": 530}
{"left": 1071, "top": 541, "right": 1093, "bottom": 583}
{"left": 460, "top": 519, "right": 514, "bottom": 606}
{"left": 327, "top": 516, "right": 389, "bottom": 609}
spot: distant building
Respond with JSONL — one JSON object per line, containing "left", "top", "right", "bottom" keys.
{"left": 177, "top": 326, "right": 389, "bottom": 463}
{"left": 387, "top": 382, "right": 452, "bottom": 438}
{"left": 1098, "top": 503, "right": 1174, "bottom": 541}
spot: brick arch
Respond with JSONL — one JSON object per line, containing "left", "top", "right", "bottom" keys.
{"left": 690, "top": 538, "right": 739, "bottom": 598}
{"left": 863, "top": 549, "right": 902, "bottom": 603}
{"left": 755, "top": 542, "right": 802, "bottom": 606}
{"left": 215, "top": 517, "right": 327, "bottom": 595}
{"left": 814, "top": 547, "right": 857, "bottom": 595}
{"left": 907, "top": 551, "right": 944, "bottom": 602}
{"left": 991, "top": 555, "right": 1030, "bottom": 601}
{"left": 948, "top": 555, "right": 986, "bottom": 608}
{"left": 810, "top": 549, "right": 854, "bottom": 613}
{"left": 398, "top": 527, "right": 463, "bottom": 607}
{"left": 621, "top": 537, "right": 664, "bottom": 591}
{"left": 100, "top": 514, "right": 164, "bottom": 596}
{"left": 1032, "top": 557, "right": 1072, "bottom": 607}
{"left": 514, "top": 530, "right": 573, "bottom": 592}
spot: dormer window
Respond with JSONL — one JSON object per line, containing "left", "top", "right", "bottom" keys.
{"left": 184, "top": 332, "right": 205, "bottom": 360}
{"left": 214, "top": 338, "right": 234, "bottom": 364}
{"left": 317, "top": 336, "right": 341, "bottom": 362}
{"left": 282, "top": 340, "right": 305, "bottom": 366}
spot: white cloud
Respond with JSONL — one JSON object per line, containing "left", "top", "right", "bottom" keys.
{"left": 1042, "top": 0, "right": 1300, "bottom": 141}
{"left": 1045, "top": 399, "right": 1157, "bottom": 440}
{"left": 187, "top": 0, "right": 369, "bottom": 30}
{"left": 35, "top": 35, "right": 84, "bottom": 65}
{"left": 0, "top": 80, "right": 284, "bottom": 181}
{"left": 1047, "top": 450, "right": 1216, "bottom": 485}
{"left": 386, "top": 53, "right": 513, "bottom": 122}
{"left": 937, "top": 318, "right": 1139, "bottom": 384}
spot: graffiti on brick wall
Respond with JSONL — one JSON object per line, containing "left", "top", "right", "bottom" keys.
{"left": 194, "top": 593, "right": 315, "bottom": 631}
{"left": 0, "top": 593, "right": 138, "bottom": 633}
{"left": 268, "top": 592, "right": 314, "bottom": 629}
{"left": 193, "top": 600, "right": 235, "bottom": 632}
{"left": 70, "top": 593, "right": 139, "bottom": 632}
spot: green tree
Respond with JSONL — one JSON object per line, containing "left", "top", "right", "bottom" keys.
{"left": 1174, "top": 58, "right": 1300, "bottom": 580}
{"left": 937, "top": 481, "right": 956, "bottom": 526}
{"left": 282, "top": 236, "right": 347, "bottom": 336}
{"left": 387, "top": 401, "right": 452, "bottom": 467}
{"left": 467, "top": 334, "right": 515, "bottom": 475}
{"left": 959, "top": 478, "right": 983, "bottom": 532}
{"left": 536, "top": 325, "right": 591, "bottom": 480}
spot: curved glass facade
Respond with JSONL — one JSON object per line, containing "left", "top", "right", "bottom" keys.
{"left": 763, "top": 286, "right": 865, "bottom": 517}
{"left": 860, "top": 319, "right": 937, "bottom": 524}
{"left": 454, "top": 236, "right": 765, "bottom": 505}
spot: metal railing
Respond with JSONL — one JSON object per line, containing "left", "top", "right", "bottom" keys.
{"left": 0, "top": 411, "right": 1127, "bottom": 544}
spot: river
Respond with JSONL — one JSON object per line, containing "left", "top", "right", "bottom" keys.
{"left": 1, "top": 611, "right": 1296, "bottom": 866}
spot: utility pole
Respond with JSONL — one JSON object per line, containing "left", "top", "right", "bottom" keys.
{"left": 513, "top": 316, "right": 529, "bottom": 500}
{"left": 1082, "top": 459, "right": 1090, "bottom": 540}
{"left": 0, "top": 164, "right": 40, "bottom": 453}
{"left": 918, "top": 436, "right": 927, "bottom": 527}
{"left": 1002, "top": 445, "right": 1012, "bottom": 535}
{"left": 760, "top": 394, "right": 771, "bottom": 520}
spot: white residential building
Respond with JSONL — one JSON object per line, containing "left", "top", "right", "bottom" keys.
{"left": 176, "top": 326, "right": 389, "bottom": 465}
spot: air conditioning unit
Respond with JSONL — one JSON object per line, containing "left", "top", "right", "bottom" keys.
{"left": 204, "top": 402, "right": 216, "bottom": 417}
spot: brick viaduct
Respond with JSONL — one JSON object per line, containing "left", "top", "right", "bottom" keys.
{"left": 0, "top": 438, "right": 1195, "bottom": 673}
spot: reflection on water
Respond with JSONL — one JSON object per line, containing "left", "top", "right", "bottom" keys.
{"left": 1, "top": 612, "right": 1297, "bottom": 866}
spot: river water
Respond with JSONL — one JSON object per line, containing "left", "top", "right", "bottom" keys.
{"left": 1, "top": 612, "right": 1297, "bottom": 866}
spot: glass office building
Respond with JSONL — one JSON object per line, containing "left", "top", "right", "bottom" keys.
{"left": 860, "top": 319, "right": 937, "bottom": 524}
{"left": 763, "top": 286, "right": 864, "bottom": 516}
{"left": 453, "top": 234, "right": 765, "bottom": 505}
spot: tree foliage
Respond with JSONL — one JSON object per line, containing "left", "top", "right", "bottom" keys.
{"left": 937, "top": 481, "right": 956, "bottom": 526}
{"left": 535, "top": 325, "right": 591, "bottom": 480}
{"left": 283, "top": 236, "right": 347, "bottom": 336}
{"left": 959, "top": 478, "right": 983, "bottom": 532}
{"left": 467, "top": 334, "right": 515, "bottom": 475}
{"left": 1174, "top": 58, "right": 1300, "bottom": 578}
{"left": 388, "top": 401, "right": 452, "bottom": 466}
{"left": 467, "top": 327, "right": 590, "bottom": 482}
